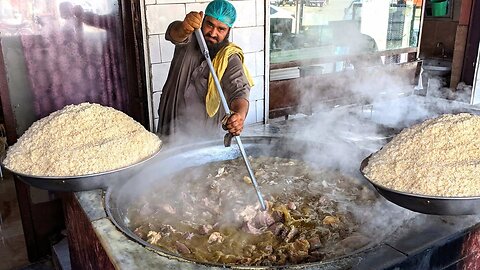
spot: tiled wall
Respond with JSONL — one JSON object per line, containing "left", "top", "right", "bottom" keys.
{"left": 143, "top": 0, "right": 266, "bottom": 131}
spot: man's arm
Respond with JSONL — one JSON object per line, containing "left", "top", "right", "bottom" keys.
{"left": 227, "top": 98, "right": 249, "bottom": 136}
{"left": 72, "top": 5, "right": 110, "bottom": 30}
{"left": 169, "top": 11, "right": 203, "bottom": 43}
{"left": 222, "top": 55, "right": 252, "bottom": 136}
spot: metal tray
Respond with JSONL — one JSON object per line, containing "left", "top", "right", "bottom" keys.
{"left": 360, "top": 155, "right": 480, "bottom": 215}
{"left": 1, "top": 148, "right": 161, "bottom": 192}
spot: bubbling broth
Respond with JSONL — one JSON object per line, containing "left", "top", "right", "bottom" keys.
{"left": 127, "top": 156, "right": 378, "bottom": 266}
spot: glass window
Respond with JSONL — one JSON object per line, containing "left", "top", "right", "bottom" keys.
{"left": 0, "top": 0, "right": 128, "bottom": 135}
{"left": 269, "top": 0, "right": 423, "bottom": 70}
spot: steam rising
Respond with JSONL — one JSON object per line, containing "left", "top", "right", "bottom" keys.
{"left": 280, "top": 54, "right": 480, "bottom": 244}
{"left": 112, "top": 35, "right": 480, "bottom": 264}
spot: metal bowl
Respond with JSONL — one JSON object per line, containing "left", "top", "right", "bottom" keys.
{"left": 1, "top": 147, "right": 162, "bottom": 192}
{"left": 360, "top": 155, "right": 480, "bottom": 215}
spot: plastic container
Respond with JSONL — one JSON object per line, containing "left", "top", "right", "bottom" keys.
{"left": 431, "top": 0, "right": 448, "bottom": 16}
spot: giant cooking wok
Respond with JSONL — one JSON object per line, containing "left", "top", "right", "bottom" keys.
{"left": 105, "top": 136, "right": 389, "bottom": 269}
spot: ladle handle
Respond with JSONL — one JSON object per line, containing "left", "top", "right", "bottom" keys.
{"left": 194, "top": 29, "right": 230, "bottom": 114}
{"left": 194, "top": 29, "right": 267, "bottom": 211}
{"left": 234, "top": 136, "right": 267, "bottom": 211}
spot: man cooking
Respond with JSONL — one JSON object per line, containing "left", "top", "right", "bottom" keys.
{"left": 157, "top": 0, "right": 254, "bottom": 139}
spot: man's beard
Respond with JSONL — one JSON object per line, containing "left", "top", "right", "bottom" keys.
{"left": 205, "top": 31, "right": 230, "bottom": 59}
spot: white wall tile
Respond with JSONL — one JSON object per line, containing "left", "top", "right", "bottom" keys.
{"left": 229, "top": 28, "right": 235, "bottom": 41}
{"left": 159, "top": 34, "right": 175, "bottom": 62}
{"left": 245, "top": 102, "right": 257, "bottom": 124}
{"left": 255, "top": 0, "right": 264, "bottom": 26}
{"left": 243, "top": 52, "right": 256, "bottom": 77}
{"left": 158, "top": 0, "right": 195, "bottom": 3}
{"left": 146, "top": 4, "right": 185, "bottom": 34}
{"left": 145, "top": 0, "right": 156, "bottom": 5}
{"left": 185, "top": 2, "right": 209, "bottom": 13}
{"left": 470, "top": 43, "right": 480, "bottom": 104}
{"left": 232, "top": 26, "right": 264, "bottom": 53}
{"left": 153, "top": 117, "right": 159, "bottom": 132}
{"left": 255, "top": 51, "right": 265, "bottom": 76}
{"left": 151, "top": 63, "right": 171, "bottom": 92}
{"left": 152, "top": 91, "right": 162, "bottom": 119}
{"left": 148, "top": 35, "right": 161, "bottom": 64}
{"left": 255, "top": 99, "right": 265, "bottom": 123}
{"left": 249, "top": 76, "right": 264, "bottom": 101}
{"left": 231, "top": 1, "right": 256, "bottom": 28}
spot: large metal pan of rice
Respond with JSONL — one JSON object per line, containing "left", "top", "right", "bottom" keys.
{"left": 360, "top": 155, "right": 480, "bottom": 215}
{"left": 1, "top": 103, "right": 162, "bottom": 191}
{"left": 360, "top": 113, "right": 480, "bottom": 215}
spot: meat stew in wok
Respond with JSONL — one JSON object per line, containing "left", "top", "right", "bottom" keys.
{"left": 127, "top": 156, "right": 379, "bottom": 266}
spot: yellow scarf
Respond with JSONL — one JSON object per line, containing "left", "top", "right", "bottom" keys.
{"left": 206, "top": 43, "right": 254, "bottom": 117}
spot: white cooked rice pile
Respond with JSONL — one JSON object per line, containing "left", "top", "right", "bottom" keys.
{"left": 3, "top": 103, "right": 162, "bottom": 177}
{"left": 363, "top": 113, "right": 480, "bottom": 197}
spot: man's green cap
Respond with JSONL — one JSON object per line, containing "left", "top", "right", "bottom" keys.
{"left": 205, "top": 0, "right": 236, "bottom": 27}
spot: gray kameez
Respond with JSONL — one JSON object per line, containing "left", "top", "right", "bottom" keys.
{"left": 157, "top": 22, "right": 251, "bottom": 138}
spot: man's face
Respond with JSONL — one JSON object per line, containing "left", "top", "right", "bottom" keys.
{"left": 201, "top": 16, "right": 230, "bottom": 46}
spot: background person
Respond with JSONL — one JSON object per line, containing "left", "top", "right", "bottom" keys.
{"left": 331, "top": 20, "right": 383, "bottom": 70}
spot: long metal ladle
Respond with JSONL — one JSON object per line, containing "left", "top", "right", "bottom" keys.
{"left": 195, "top": 29, "right": 266, "bottom": 211}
